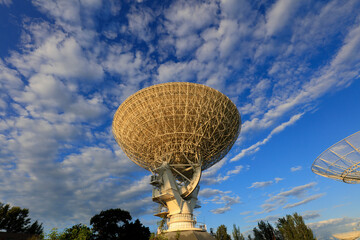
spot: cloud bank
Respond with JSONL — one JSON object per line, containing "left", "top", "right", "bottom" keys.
{"left": 0, "top": 0, "right": 359, "bottom": 231}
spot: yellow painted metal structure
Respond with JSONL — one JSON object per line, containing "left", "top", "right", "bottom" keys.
{"left": 112, "top": 82, "right": 240, "bottom": 233}
{"left": 113, "top": 82, "right": 241, "bottom": 172}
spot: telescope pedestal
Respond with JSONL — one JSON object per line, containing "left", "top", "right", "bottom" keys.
{"left": 168, "top": 213, "right": 196, "bottom": 231}
{"left": 152, "top": 162, "right": 204, "bottom": 232}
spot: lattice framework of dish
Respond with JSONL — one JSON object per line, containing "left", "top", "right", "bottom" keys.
{"left": 112, "top": 82, "right": 241, "bottom": 172}
{"left": 312, "top": 131, "right": 360, "bottom": 184}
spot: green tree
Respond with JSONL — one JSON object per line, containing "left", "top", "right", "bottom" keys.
{"left": 157, "top": 217, "right": 167, "bottom": 233}
{"left": 45, "top": 228, "right": 62, "bottom": 240}
{"left": 125, "top": 219, "right": 151, "bottom": 240}
{"left": 276, "top": 213, "right": 316, "bottom": 240}
{"left": 0, "top": 202, "right": 43, "bottom": 235}
{"left": 60, "top": 224, "right": 93, "bottom": 240}
{"left": 252, "top": 220, "right": 283, "bottom": 240}
{"left": 90, "top": 208, "right": 150, "bottom": 240}
{"left": 232, "top": 224, "right": 245, "bottom": 240}
{"left": 43, "top": 225, "right": 92, "bottom": 240}
{"left": 215, "top": 224, "right": 231, "bottom": 240}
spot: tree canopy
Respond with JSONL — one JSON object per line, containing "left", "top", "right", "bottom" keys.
{"left": 232, "top": 224, "right": 245, "bottom": 240}
{"left": 61, "top": 224, "right": 93, "bottom": 240}
{"left": 215, "top": 224, "right": 231, "bottom": 240}
{"left": 45, "top": 224, "right": 92, "bottom": 240}
{"left": 245, "top": 212, "right": 316, "bottom": 240}
{"left": 90, "top": 208, "right": 150, "bottom": 240}
{"left": 252, "top": 220, "right": 283, "bottom": 240}
{"left": 0, "top": 202, "right": 43, "bottom": 235}
{"left": 276, "top": 212, "right": 316, "bottom": 240}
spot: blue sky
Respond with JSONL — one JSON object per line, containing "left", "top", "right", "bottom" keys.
{"left": 0, "top": 0, "right": 360, "bottom": 239}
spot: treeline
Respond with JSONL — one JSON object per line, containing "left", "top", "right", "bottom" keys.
{"left": 0, "top": 202, "right": 150, "bottom": 240}
{"left": 45, "top": 208, "right": 151, "bottom": 240}
{"left": 1, "top": 202, "right": 315, "bottom": 240}
{"left": 212, "top": 212, "right": 316, "bottom": 240}
{"left": 0, "top": 202, "right": 43, "bottom": 235}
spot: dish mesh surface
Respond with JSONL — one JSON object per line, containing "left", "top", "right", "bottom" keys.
{"left": 113, "top": 82, "right": 241, "bottom": 171}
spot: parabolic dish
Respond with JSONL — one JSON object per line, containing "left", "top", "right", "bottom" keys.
{"left": 112, "top": 82, "right": 241, "bottom": 172}
{"left": 312, "top": 131, "right": 360, "bottom": 184}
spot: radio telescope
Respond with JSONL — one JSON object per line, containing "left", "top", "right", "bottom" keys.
{"left": 113, "top": 82, "right": 241, "bottom": 234}
{"left": 312, "top": 131, "right": 360, "bottom": 183}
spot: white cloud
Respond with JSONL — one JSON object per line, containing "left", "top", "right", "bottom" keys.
{"left": 283, "top": 193, "right": 325, "bottom": 209}
{"left": 254, "top": 215, "right": 281, "bottom": 223}
{"left": 0, "top": 137, "right": 152, "bottom": 226}
{"left": 210, "top": 194, "right": 241, "bottom": 214}
{"left": 0, "top": 0, "right": 12, "bottom": 6}
{"left": 254, "top": 211, "right": 320, "bottom": 224}
{"left": 291, "top": 166, "right": 302, "bottom": 172}
{"left": 1, "top": 0, "right": 360, "bottom": 233}
{"left": 258, "top": 182, "right": 320, "bottom": 214}
{"left": 160, "top": 0, "right": 220, "bottom": 59}
{"left": 199, "top": 188, "right": 231, "bottom": 198}
{"left": 211, "top": 206, "right": 231, "bottom": 214}
{"left": 249, "top": 177, "right": 283, "bottom": 189}
{"left": 218, "top": 20, "right": 241, "bottom": 59}
{"left": 127, "top": 6, "right": 155, "bottom": 41}
{"left": 32, "top": 0, "right": 102, "bottom": 29}
{"left": 115, "top": 175, "right": 152, "bottom": 200}
{"left": 248, "top": 17, "right": 360, "bottom": 134}
{"left": 120, "top": 197, "right": 154, "bottom": 217}
{"left": 202, "top": 161, "right": 247, "bottom": 185}
{"left": 220, "top": 0, "right": 252, "bottom": 20}
{"left": 309, "top": 217, "right": 360, "bottom": 229}
{"left": 33, "top": 0, "right": 81, "bottom": 24}
{"left": 259, "top": 202, "right": 282, "bottom": 214}
{"left": 9, "top": 35, "right": 104, "bottom": 81}
{"left": 274, "top": 177, "right": 283, "bottom": 183}
{"left": 156, "top": 61, "right": 199, "bottom": 84}
{"left": 202, "top": 159, "right": 227, "bottom": 177}
{"left": 240, "top": 79, "right": 271, "bottom": 117}
{"left": 231, "top": 113, "right": 303, "bottom": 162}
{"left": 226, "top": 165, "right": 244, "bottom": 175}
{"left": 195, "top": 40, "right": 218, "bottom": 62}
{"left": 309, "top": 217, "right": 360, "bottom": 240}
{"left": 283, "top": 1, "right": 359, "bottom": 58}
{"left": 302, "top": 211, "right": 321, "bottom": 220}
{"left": 200, "top": 187, "right": 241, "bottom": 214}
{"left": 175, "top": 34, "right": 203, "bottom": 58}
{"left": 163, "top": 0, "right": 218, "bottom": 38}
{"left": 330, "top": 20, "right": 360, "bottom": 70}
{"left": 103, "top": 47, "right": 150, "bottom": 85}
{"left": 240, "top": 211, "right": 252, "bottom": 216}
{"left": 230, "top": 9, "right": 360, "bottom": 160}
{"left": 248, "top": 181, "right": 273, "bottom": 189}
{"left": 201, "top": 158, "right": 229, "bottom": 185}
{"left": 13, "top": 74, "right": 107, "bottom": 122}
{"left": 201, "top": 174, "right": 230, "bottom": 185}
{"left": 277, "top": 182, "right": 317, "bottom": 198}
{"left": 266, "top": 0, "right": 302, "bottom": 36}
{"left": 0, "top": 60, "right": 23, "bottom": 114}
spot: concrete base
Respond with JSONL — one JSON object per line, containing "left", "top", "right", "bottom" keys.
{"left": 160, "top": 230, "right": 215, "bottom": 240}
